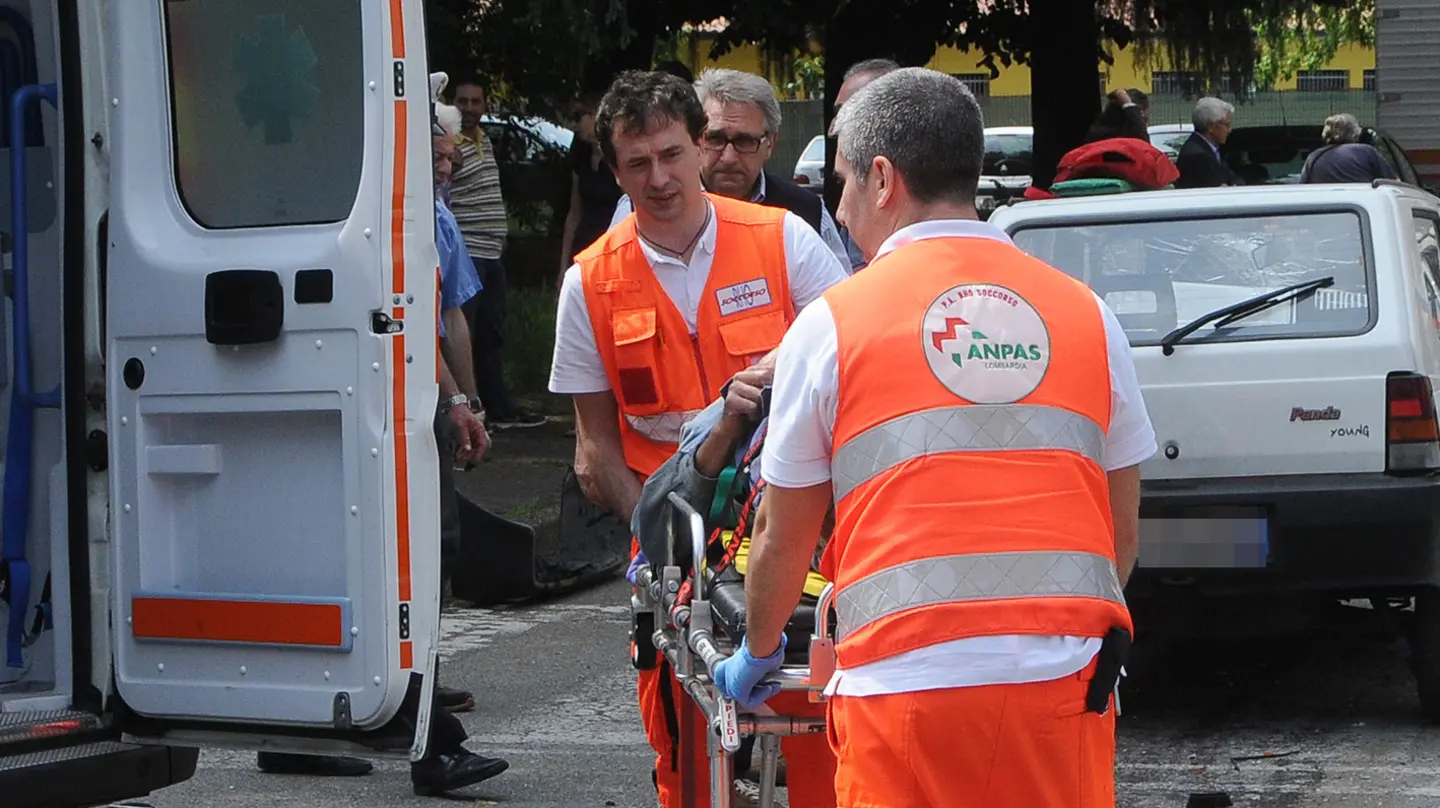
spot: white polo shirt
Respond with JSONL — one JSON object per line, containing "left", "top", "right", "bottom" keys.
{"left": 549, "top": 199, "right": 848, "bottom": 395}
{"left": 762, "top": 218, "right": 1158, "bottom": 697}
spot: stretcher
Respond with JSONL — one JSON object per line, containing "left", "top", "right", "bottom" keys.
{"left": 631, "top": 492, "right": 833, "bottom": 808}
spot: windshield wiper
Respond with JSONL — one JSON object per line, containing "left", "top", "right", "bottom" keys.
{"left": 1159, "top": 276, "right": 1335, "bottom": 356}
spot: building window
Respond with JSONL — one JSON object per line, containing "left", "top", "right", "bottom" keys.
{"left": 1151, "top": 71, "right": 1203, "bottom": 97}
{"left": 1151, "top": 71, "right": 1252, "bottom": 98}
{"left": 951, "top": 73, "right": 991, "bottom": 99}
{"left": 1364, "top": 69, "right": 1376, "bottom": 92}
{"left": 1297, "top": 69, "right": 1350, "bottom": 92}
{"left": 164, "top": 1, "right": 365, "bottom": 229}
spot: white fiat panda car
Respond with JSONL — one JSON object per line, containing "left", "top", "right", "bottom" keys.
{"left": 989, "top": 181, "right": 1440, "bottom": 721}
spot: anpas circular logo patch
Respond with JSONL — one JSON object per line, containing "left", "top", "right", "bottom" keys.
{"left": 922, "top": 283, "right": 1051, "bottom": 404}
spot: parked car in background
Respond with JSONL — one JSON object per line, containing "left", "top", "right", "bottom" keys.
{"left": 1148, "top": 123, "right": 1194, "bottom": 162}
{"left": 793, "top": 134, "right": 826, "bottom": 195}
{"left": 977, "top": 125, "right": 1033, "bottom": 215}
{"left": 479, "top": 113, "right": 573, "bottom": 168}
{"left": 1222, "top": 124, "right": 1424, "bottom": 187}
{"left": 477, "top": 114, "right": 575, "bottom": 283}
{"left": 990, "top": 181, "right": 1440, "bottom": 722}
{"left": 1149, "top": 122, "right": 1428, "bottom": 191}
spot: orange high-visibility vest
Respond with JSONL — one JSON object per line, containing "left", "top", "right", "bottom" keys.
{"left": 820, "top": 234, "right": 1132, "bottom": 671}
{"left": 578, "top": 193, "right": 795, "bottom": 479}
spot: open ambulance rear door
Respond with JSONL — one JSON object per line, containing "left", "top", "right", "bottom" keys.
{"left": 103, "top": 0, "right": 442, "bottom": 758}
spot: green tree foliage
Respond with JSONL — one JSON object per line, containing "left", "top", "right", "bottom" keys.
{"left": 1250, "top": 0, "right": 1374, "bottom": 90}
{"left": 782, "top": 53, "right": 825, "bottom": 99}
{"left": 1122, "top": 0, "right": 1370, "bottom": 97}
{"left": 424, "top": 0, "right": 686, "bottom": 117}
{"left": 425, "top": 0, "right": 1374, "bottom": 184}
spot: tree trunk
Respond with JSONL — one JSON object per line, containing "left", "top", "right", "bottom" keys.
{"left": 819, "top": 4, "right": 942, "bottom": 215}
{"left": 1027, "top": 0, "right": 1102, "bottom": 189}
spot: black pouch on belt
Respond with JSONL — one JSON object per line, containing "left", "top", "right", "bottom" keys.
{"left": 1085, "top": 626, "right": 1132, "bottom": 715}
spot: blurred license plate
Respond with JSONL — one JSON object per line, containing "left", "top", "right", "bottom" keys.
{"left": 1137, "top": 508, "right": 1269, "bottom": 569}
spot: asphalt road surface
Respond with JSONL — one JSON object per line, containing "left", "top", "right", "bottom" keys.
{"left": 135, "top": 580, "right": 1440, "bottom": 808}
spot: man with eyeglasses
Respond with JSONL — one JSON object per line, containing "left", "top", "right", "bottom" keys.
{"left": 609, "top": 68, "right": 854, "bottom": 271}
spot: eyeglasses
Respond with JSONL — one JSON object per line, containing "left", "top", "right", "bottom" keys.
{"left": 701, "top": 130, "right": 769, "bottom": 154}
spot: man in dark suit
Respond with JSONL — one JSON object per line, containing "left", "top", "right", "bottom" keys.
{"left": 1176, "top": 96, "right": 1241, "bottom": 189}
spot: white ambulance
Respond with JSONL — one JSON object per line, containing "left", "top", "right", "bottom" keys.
{"left": 0, "top": 2, "right": 449, "bottom": 805}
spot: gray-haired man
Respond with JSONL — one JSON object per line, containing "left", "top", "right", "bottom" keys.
{"left": 835, "top": 58, "right": 900, "bottom": 107}
{"left": 1176, "top": 96, "right": 1241, "bottom": 188}
{"left": 714, "top": 67, "right": 1153, "bottom": 808}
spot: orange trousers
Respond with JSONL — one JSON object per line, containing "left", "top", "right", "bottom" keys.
{"left": 824, "top": 663, "right": 1116, "bottom": 808}
{"left": 638, "top": 660, "right": 836, "bottom": 808}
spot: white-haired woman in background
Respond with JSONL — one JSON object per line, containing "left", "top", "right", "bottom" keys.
{"left": 1301, "top": 113, "right": 1398, "bottom": 184}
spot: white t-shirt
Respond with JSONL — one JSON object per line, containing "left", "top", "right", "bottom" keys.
{"left": 549, "top": 199, "right": 849, "bottom": 395}
{"left": 762, "top": 218, "right": 1158, "bottom": 698}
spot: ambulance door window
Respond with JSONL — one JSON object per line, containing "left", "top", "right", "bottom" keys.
{"left": 163, "top": 1, "right": 364, "bottom": 229}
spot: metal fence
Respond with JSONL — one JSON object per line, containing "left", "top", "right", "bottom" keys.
{"left": 767, "top": 90, "right": 1381, "bottom": 177}
{"left": 769, "top": 100, "right": 825, "bottom": 178}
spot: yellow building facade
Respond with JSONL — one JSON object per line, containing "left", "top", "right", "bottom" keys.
{"left": 679, "top": 37, "right": 1377, "bottom": 98}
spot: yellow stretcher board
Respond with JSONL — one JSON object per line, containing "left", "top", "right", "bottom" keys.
{"left": 727, "top": 531, "right": 830, "bottom": 598}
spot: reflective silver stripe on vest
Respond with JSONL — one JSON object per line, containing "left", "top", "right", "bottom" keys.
{"left": 831, "top": 404, "right": 1105, "bottom": 502}
{"left": 834, "top": 550, "right": 1126, "bottom": 642}
{"left": 625, "top": 410, "right": 704, "bottom": 444}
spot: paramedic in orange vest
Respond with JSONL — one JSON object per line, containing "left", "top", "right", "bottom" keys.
{"left": 547, "top": 70, "right": 848, "bottom": 808}
{"left": 714, "top": 67, "right": 1157, "bottom": 808}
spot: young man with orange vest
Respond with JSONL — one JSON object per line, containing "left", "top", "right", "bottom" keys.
{"left": 714, "top": 67, "right": 1157, "bottom": 808}
{"left": 547, "top": 70, "right": 848, "bottom": 808}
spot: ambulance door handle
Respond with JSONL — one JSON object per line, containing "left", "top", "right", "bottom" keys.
{"left": 204, "top": 269, "right": 283, "bottom": 346}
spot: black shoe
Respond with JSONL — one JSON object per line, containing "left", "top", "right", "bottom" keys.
{"left": 256, "top": 752, "right": 373, "bottom": 777}
{"left": 436, "top": 685, "right": 475, "bottom": 713}
{"left": 411, "top": 750, "right": 509, "bottom": 796}
{"left": 489, "top": 410, "right": 547, "bottom": 430}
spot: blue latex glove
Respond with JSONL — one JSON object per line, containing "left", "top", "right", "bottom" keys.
{"left": 626, "top": 549, "right": 649, "bottom": 586}
{"left": 713, "top": 634, "right": 787, "bottom": 709}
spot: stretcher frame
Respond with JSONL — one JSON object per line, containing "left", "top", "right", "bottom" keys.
{"left": 631, "top": 492, "right": 833, "bottom": 808}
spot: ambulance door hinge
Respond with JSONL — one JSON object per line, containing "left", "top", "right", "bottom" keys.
{"left": 370, "top": 311, "right": 404, "bottom": 335}
{"left": 86, "top": 429, "right": 108, "bottom": 472}
{"left": 332, "top": 692, "right": 353, "bottom": 730}
{"left": 398, "top": 603, "right": 410, "bottom": 640}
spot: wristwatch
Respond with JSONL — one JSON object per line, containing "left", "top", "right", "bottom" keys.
{"left": 439, "top": 393, "right": 468, "bottom": 413}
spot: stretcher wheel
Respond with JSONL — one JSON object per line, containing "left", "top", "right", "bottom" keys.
{"left": 631, "top": 609, "right": 657, "bottom": 671}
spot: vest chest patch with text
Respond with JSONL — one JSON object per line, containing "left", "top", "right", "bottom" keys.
{"left": 923, "top": 283, "right": 1051, "bottom": 404}
{"left": 716, "top": 278, "right": 773, "bottom": 317}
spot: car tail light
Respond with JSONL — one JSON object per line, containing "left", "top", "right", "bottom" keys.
{"left": 793, "top": 174, "right": 809, "bottom": 185}
{"left": 1386, "top": 371, "right": 1440, "bottom": 473}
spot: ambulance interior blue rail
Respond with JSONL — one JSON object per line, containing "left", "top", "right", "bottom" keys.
{"left": 2, "top": 79, "right": 60, "bottom": 669}
{"left": 632, "top": 493, "right": 831, "bottom": 808}
{"left": 0, "top": 9, "right": 43, "bottom": 150}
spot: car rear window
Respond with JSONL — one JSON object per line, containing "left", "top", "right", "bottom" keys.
{"left": 1148, "top": 130, "right": 1190, "bottom": 160}
{"left": 1227, "top": 141, "right": 1313, "bottom": 184}
{"left": 1009, "top": 210, "right": 1373, "bottom": 346}
{"left": 801, "top": 136, "right": 825, "bottom": 162}
{"left": 983, "top": 133, "right": 1033, "bottom": 176}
